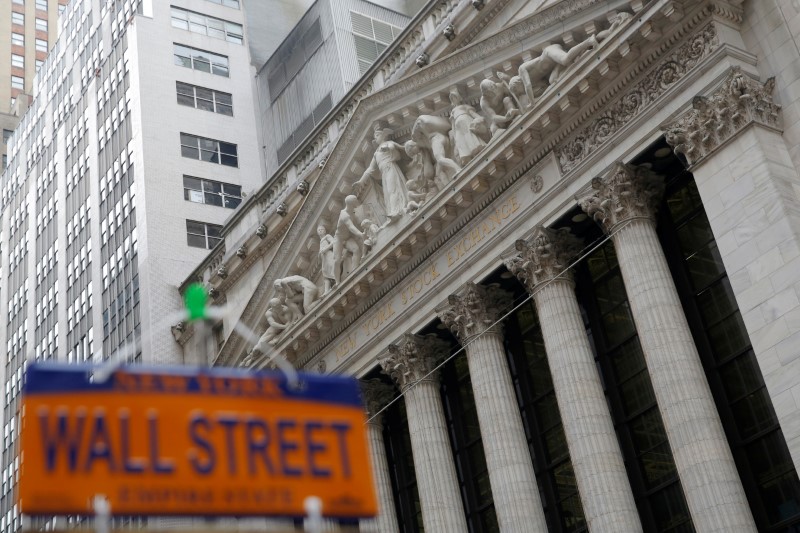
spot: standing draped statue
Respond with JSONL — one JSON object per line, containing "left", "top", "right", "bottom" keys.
{"left": 449, "top": 87, "right": 487, "bottom": 166}
{"left": 353, "top": 126, "right": 409, "bottom": 224}
{"left": 317, "top": 225, "right": 335, "bottom": 294}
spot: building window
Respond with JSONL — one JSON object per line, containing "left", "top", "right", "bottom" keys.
{"left": 35, "top": 0, "right": 47, "bottom": 10}
{"left": 186, "top": 220, "right": 222, "bottom": 249}
{"left": 12, "top": 0, "right": 23, "bottom": 4}
{"left": 11, "top": 55, "right": 24, "bottom": 69}
{"left": 350, "top": 11, "right": 402, "bottom": 75}
{"left": 176, "top": 82, "right": 233, "bottom": 116}
{"left": 183, "top": 176, "right": 242, "bottom": 208}
{"left": 173, "top": 44, "right": 229, "bottom": 77}
{"left": 11, "top": 77, "right": 24, "bottom": 90}
{"left": 11, "top": 12, "right": 24, "bottom": 26}
{"left": 3, "top": 130, "right": 13, "bottom": 143}
{"left": 35, "top": 18, "right": 48, "bottom": 32}
{"left": 205, "top": 0, "right": 240, "bottom": 8}
{"left": 59, "top": 3, "right": 66, "bottom": 15}
{"left": 180, "top": 133, "right": 238, "bottom": 167}
{"left": 35, "top": 59, "right": 44, "bottom": 71}
{"left": 266, "top": 18, "right": 323, "bottom": 101}
{"left": 35, "top": 38, "right": 48, "bottom": 52}
{"left": 170, "top": 7, "right": 243, "bottom": 44}
{"left": 11, "top": 33, "right": 24, "bottom": 47}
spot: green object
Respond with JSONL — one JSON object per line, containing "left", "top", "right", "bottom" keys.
{"left": 185, "top": 283, "right": 209, "bottom": 321}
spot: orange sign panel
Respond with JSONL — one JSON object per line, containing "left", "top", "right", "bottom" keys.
{"left": 19, "top": 364, "right": 377, "bottom": 519}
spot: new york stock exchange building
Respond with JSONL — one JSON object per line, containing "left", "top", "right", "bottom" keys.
{"left": 175, "top": 0, "right": 800, "bottom": 531}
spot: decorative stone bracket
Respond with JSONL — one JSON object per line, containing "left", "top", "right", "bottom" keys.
{"left": 662, "top": 66, "right": 780, "bottom": 166}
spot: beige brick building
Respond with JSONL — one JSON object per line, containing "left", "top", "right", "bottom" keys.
{"left": 0, "top": 0, "right": 67, "bottom": 168}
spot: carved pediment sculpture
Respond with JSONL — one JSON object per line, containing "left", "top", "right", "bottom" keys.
{"left": 411, "top": 114, "right": 461, "bottom": 187}
{"left": 353, "top": 125, "right": 412, "bottom": 226}
{"left": 316, "top": 224, "right": 336, "bottom": 294}
{"left": 273, "top": 275, "right": 320, "bottom": 322}
{"left": 449, "top": 86, "right": 489, "bottom": 165}
{"left": 250, "top": 297, "right": 293, "bottom": 356}
{"left": 334, "top": 195, "right": 367, "bottom": 284}
{"left": 480, "top": 77, "right": 521, "bottom": 137}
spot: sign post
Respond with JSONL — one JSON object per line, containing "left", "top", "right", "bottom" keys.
{"left": 19, "top": 364, "right": 377, "bottom": 522}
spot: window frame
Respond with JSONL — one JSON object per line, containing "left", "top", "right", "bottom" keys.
{"left": 173, "top": 44, "right": 229, "bottom": 77}
{"left": 11, "top": 12, "right": 25, "bottom": 26}
{"left": 11, "top": 76, "right": 24, "bottom": 90}
{"left": 175, "top": 82, "right": 233, "bottom": 116}
{"left": 11, "top": 55, "right": 24, "bottom": 69}
{"left": 179, "top": 133, "right": 238, "bottom": 168}
{"left": 170, "top": 7, "right": 243, "bottom": 44}
{"left": 182, "top": 176, "right": 242, "bottom": 209}
{"left": 35, "top": 38, "right": 48, "bottom": 53}
{"left": 35, "top": 17, "right": 48, "bottom": 32}
{"left": 35, "top": 0, "right": 48, "bottom": 10}
{"left": 186, "top": 220, "right": 223, "bottom": 250}
{"left": 11, "top": 33, "right": 24, "bottom": 47}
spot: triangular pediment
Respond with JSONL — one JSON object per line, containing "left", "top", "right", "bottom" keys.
{"left": 216, "top": 0, "right": 733, "bottom": 367}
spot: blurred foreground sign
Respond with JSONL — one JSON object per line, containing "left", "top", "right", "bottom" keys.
{"left": 19, "top": 364, "right": 377, "bottom": 519}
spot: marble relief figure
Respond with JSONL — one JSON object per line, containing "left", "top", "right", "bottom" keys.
{"left": 317, "top": 225, "right": 336, "bottom": 294}
{"left": 353, "top": 126, "right": 410, "bottom": 224}
{"left": 251, "top": 297, "right": 292, "bottom": 353}
{"left": 273, "top": 275, "right": 319, "bottom": 320}
{"left": 404, "top": 139, "right": 438, "bottom": 211}
{"left": 411, "top": 115, "right": 461, "bottom": 187}
{"left": 334, "top": 195, "right": 366, "bottom": 284}
{"left": 449, "top": 87, "right": 488, "bottom": 165}
{"left": 480, "top": 78, "right": 521, "bottom": 137}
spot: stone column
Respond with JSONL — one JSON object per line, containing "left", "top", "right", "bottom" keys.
{"left": 358, "top": 379, "right": 400, "bottom": 533}
{"left": 663, "top": 67, "right": 800, "bottom": 467}
{"left": 437, "top": 284, "right": 548, "bottom": 533}
{"left": 379, "top": 334, "right": 468, "bottom": 532}
{"left": 580, "top": 162, "right": 756, "bottom": 532}
{"left": 505, "top": 227, "right": 642, "bottom": 532}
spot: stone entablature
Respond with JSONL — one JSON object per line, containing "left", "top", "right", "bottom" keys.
{"left": 178, "top": 0, "right": 757, "bottom": 369}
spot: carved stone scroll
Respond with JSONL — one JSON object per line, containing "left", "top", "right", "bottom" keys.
{"left": 662, "top": 66, "right": 780, "bottom": 166}
{"left": 580, "top": 162, "right": 665, "bottom": 233}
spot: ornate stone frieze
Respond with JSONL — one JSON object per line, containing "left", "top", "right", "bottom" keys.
{"left": 379, "top": 334, "right": 450, "bottom": 390}
{"left": 215, "top": 0, "right": 712, "bottom": 366}
{"left": 557, "top": 22, "right": 719, "bottom": 174}
{"left": 359, "top": 379, "right": 396, "bottom": 421}
{"left": 436, "top": 283, "right": 513, "bottom": 342}
{"left": 504, "top": 227, "right": 583, "bottom": 291}
{"left": 662, "top": 66, "right": 779, "bottom": 166}
{"left": 580, "top": 162, "right": 665, "bottom": 233}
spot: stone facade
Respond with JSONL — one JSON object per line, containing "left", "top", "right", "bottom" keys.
{"left": 178, "top": 0, "right": 800, "bottom": 529}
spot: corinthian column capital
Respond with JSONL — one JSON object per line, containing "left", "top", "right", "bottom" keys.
{"left": 504, "top": 227, "right": 583, "bottom": 291}
{"left": 379, "top": 334, "right": 449, "bottom": 391}
{"left": 662, "top": 66, "right": 780, "bottom": 166}
{"left": 436, "top": 283, "right": 512, "bottom": 342}
{"left": 359, "top": 379, "right": 395, "bottom": 423}
{"left": 580, "top": 162, "right": 665, "bottom": 233}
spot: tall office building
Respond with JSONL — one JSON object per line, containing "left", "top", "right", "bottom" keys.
{"left": 1, "top": 0, "right": 68, "bottom": 169}
{"left": 0, "top": 0, "right": 264, "bottom": 529}
{"left": 180, "top": 0, "right": 800, "bottom": 530}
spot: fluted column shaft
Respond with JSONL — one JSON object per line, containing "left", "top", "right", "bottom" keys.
{"left": 379, "top": 335, "right": 467, "bottom": 532}
{"left": 611, "top": 218, "right": 755, "bottom": 531}
{"left": 360, "top": 419, "right": 400, "bottom": 533}
{"left": 404, "top": 377, "right": 468, "bottom": 532}
{"left": 464, "top": 330, "right": 549, "bottom": 532}
{"left": 533, "top": 279, "right": 642, "bottom": 531}
{"left": 438, "top": 284, "right": 548, "bottom": 533}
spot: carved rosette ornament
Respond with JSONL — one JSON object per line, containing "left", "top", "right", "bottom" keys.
{"left": 471, "top": 0, "right": 484, "bottom": 10}
{"left": 217, "top": 265, "right": 228, "bottom": 279}
{"left": 379, "top": 334, "right": 449, "bottom": 391}
{"left": 359, "top": 379, "right": 395, "bottom": 422}
{"left": 436, "top": 283, "right": 513, "bottom": 342}
{"left": 297, "top": 180, "right": 310, "bottom": 196}
{"left": 236, "top": 245, "right": 247, "bottom": 259}
{"left": 662, "top": 67, "right": 780, "bottom": 166}
{"left": 443, "top": 24, "right": 456, "bottom": 41}
{"left": 415, "top": 52, "right": 430, "bottom": 68}
{"left": 504, "top": 227, "right": 582, "bottom": 291}
{"left": 256, "top": 224, "right": 268, "bottom": 238}
{"left": 580, "top": 162, "right": 665, "bottom": 233}
{"left": 208, "top": 287, "right": 220, "bottom": 299}
{"left": 277, "top": 202, "right": 288, "bottom": 216}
